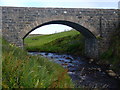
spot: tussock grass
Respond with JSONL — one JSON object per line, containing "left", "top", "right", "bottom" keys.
{"left": 2, "top": 39, "right": 74, "bottom": 88}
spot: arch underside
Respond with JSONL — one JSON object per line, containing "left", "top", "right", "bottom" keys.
{"left": 23, "top": 20, "right": 96, "bottom": 39}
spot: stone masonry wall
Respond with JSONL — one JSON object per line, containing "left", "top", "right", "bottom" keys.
{"left": 1, "top": 6, "right": 120, "bottom": 59}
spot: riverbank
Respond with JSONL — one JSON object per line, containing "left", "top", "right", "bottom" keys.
{"left": 2, "top": 39, "right": 74, "bottom": 88}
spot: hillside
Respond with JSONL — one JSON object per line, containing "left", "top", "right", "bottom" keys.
{"left": 24, "top": 30, "right": 84, "bottom": 56}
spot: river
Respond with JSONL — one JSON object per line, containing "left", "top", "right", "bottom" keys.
{"left": 29, "top": 52, "right": 120, "bottom": 88}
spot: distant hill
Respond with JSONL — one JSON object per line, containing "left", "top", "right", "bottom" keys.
{"left": 24, "top": 30, "right": 85, "bottom": 55}
{"left": 27, "top": 34, "right": 44, "bottom": 37}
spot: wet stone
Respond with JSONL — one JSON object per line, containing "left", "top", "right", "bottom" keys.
{"left": 67, "top": 72, "right": 75, "bottom": 75}
{"left": 65, "top": 57, "right": 73, "bottom": 60}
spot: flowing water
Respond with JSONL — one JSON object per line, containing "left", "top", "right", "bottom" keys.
{"left": 29, "top": 52, "right": 120, "bottom": 88}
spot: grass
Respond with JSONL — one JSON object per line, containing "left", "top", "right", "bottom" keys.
{"left": 2, "top": 39, "right": 74, "bottom": 88}
{"left": 24, "top": 30, "right": 85, "bottom": 56}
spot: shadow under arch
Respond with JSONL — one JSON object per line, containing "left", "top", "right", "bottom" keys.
{"left": 23, "top": 20, "right": 96, "bottom": 40}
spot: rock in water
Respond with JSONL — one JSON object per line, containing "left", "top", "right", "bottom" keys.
{"left": 106, "top": 70, "right": 117, "bottom": 77}
{"left": 89, "top": 59, "right": 94, "bottom": 63}
{"left": 65, "top": 57, "right": 72, "bottom": 60}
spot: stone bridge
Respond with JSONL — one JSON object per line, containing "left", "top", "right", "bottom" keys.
{"left": 0, "top": 6, "right": 120, "bottom": 59}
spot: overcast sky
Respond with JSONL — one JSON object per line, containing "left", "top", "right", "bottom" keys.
{"left": 0, "top": 0, "right": 119, "bottom": 34}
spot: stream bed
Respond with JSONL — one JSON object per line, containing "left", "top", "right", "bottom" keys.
{"left": 29, "top": 52, "right": 120, "bottom": 88}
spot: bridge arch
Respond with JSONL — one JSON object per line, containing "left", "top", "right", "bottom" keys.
{"left": 19, "top": 15, "right": 98, "bottom": 39}
{"left": 20, "top": 19, "right": 98, "bottom": 59}
{"left": 22, "top": 20, "right": 96, "bottom": 39}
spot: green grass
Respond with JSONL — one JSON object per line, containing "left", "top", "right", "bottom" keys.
{"left": 2, "top": 39, "right": 74, "bottom": 88}
{"left": 24, "top": 30, "right": 84, "bottom": 56}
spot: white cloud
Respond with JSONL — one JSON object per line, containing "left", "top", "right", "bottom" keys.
{"left": 0, "top": 0, "right": 24, "bottom": 6}
{"left": 26, "top": 0, "right": 119, "bottom": 2}
{"left": 30, "top": 24, "right": 72, "bottom": 34}
{"left": 0, "top": 0, "right": 119, "bottom": 4}
{"left": 0, "top": 0, "right": 118, "bottom": 9}
{"left": 0, "top": 0, "right": 119, "bottom": 6}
